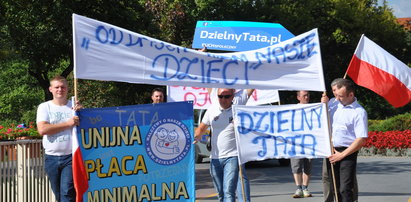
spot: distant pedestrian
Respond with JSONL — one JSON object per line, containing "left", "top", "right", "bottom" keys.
{"left": 151, "top": 87, "right": 165, "bottom": 103}
{"left": 291, "top": 91, "right": 313, "bottom": 198}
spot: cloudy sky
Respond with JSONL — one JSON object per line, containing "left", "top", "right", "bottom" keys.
{"left": 379, "top": 0, "right": 410, "bottom": 18}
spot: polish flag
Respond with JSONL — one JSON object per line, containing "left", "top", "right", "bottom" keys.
{"left": 346, "top": 35, "right": 411, "bottom": 108}
{"left": 71, "top": 103, "right": 89, "bottom": 202}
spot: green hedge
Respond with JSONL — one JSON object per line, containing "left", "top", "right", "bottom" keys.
{"left": 368, "top": 112, "right": 411, "bottom": 132}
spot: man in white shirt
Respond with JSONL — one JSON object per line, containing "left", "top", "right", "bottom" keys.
{"left": 37, "top": 76, "right": 81, "bottom": 202}
{"left": 194, "top": 88, "right": 253, "bottom": 202}
{"left": 322, "top": 78, "right": 359, "bottom": 202}
{"left": 322, "top": 79, "right": 368, "bottom": 202}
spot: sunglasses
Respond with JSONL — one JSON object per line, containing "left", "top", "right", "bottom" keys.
{"left": 218, "top": 94, "right": 233, "bottom": 99}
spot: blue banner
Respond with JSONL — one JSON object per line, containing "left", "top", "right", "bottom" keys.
{"left": 77, "top": 102, "right": 195, "bottom": 201}
{"left": 192, "top": 21, "right": 294, "bottom": 51}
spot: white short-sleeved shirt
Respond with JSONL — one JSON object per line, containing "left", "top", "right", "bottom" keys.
{"left": 328, "top": 97, "right": 339, "bottom": 124}
{"left": 202, "top": 90, "right": 248, "bottom": 159}
{"left": 36, "top": 100, "right": 73, "bottom": 155}
{"left": 330, "top": 99, "right": 368, "bottom": 147}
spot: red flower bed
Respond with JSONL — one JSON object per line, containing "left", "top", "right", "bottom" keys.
{"left": 364, "top": 130, "right": 411, "bottom": 149}
{"left": 0, "top": 122, "right": 41, "bottom": 140}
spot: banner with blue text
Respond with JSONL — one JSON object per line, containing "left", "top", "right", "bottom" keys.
{"left": 77, "top": 102, "right": 195, "bottom": 201}
{"left": 167, "top": 86, "right": 280, "bottom": 109}
{"left": 233, "top": 103, "right": 331, "bottom": 164}
{"left": 73, "top": 14, "right": 325, "bottom": 91}
{"left": 192, "top": 21, "right": 295, "bottom": 51}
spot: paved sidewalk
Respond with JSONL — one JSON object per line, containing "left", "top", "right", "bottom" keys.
{"left": 195, "top": 157, "right": 411, "bottom": 202}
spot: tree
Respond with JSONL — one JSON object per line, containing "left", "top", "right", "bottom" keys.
{"left": 0, "top": 0, "right": 409, "bottom": 120}
{"left": 0, "top": 0, "right": 148, "bottom": 101}
{"left": 0, "top": 60, "right": 43, "bottom": 122}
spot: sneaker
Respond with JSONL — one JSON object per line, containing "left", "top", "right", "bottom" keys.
{"left": 303, "top": 189, "right": 312, "bottom": 197}
{"left": 292, "top": 189, "right": 303, "bottom": 198}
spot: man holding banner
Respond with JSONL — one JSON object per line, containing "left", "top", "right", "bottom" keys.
{"left": 36, "top": 76, "right": 82, "bottom": 202}
{"left": 195, "top": 88, "right": 253, "bottom": 202}
{"left": 323, "top": 79, "right": 368, "bottom": 202}
{"left": 323, "top": 78, "right": 359, "bottom": 202}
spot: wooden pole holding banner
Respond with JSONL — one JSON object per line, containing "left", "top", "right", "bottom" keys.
{"left": 323, "top": 92, "right": 339, "bottom": 202}
{"left": 72, "top": 13, "right": 79, "bottom": 105}
{"left": 238, "top": 164, "right": 247, "bottom": 202}
{"left": 73, "top": 78, "right": 78, "bottom": 103}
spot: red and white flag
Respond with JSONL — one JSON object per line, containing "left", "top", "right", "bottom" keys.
{"left": 71, "top": 98, "right": 88, "bottom": 202}
{"left": 72, "top": 126, "right": 88, "bottom": 202}
{"left": 346, "top": 35, "right": 411, "bottom": 108}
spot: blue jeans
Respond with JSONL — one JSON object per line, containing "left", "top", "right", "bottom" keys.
{"left": 45, "top": 154, "right": 76, "bottom": 202}
{"left": 210, "top": 157, "right": 239, "bottom": 202}
{"left": 237, "top": 163, "right": 251, "bottom": 202}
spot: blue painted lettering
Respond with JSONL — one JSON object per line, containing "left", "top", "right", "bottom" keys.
{"left": 251, "top": 134, "right": 317, "bottom": 158}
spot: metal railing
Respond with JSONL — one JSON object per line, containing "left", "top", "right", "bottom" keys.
{"left": 0, "top": 140, "right": 56, "bottom": 202}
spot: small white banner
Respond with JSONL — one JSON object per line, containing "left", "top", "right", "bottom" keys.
{"left": 167, "top": 86, "right": 279, "bottom": 109}
{"left": 73, "top": 14, "right": 325, "bottom": 91}
{"left": 233, "top": 103, "right": 331, "bottom": 164}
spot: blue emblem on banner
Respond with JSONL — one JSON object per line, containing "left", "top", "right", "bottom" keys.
{"left": 146, "top": 119, "right": 191, "bottom": 165}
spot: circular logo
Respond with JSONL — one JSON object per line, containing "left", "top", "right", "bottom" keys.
{"left": 146, "top": 119, "right": 191, "bottom": 165}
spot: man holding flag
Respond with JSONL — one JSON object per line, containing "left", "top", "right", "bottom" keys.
{"left": 36, "top": 76, "right": 82, "bottom": 202}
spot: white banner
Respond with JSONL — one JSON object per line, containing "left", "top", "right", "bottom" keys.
{"left": 167, "top": 86, "right": 279, "bottom": 109}
{"left": 73, "top": 14, "right": 325, "bottom": 91}
{"left": 233, "top": 103, "right": 331, "bottom": 164}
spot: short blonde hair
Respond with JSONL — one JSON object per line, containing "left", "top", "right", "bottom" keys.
{"left": 50, "top": 75, "right": 67, "bottom": 85}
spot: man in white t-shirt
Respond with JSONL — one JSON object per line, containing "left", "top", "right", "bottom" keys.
{"left": 195, "top": 88, "right": 253, "bottom": 202}
{"left": 37, "top": 76, "right": 81, "bottom": 202}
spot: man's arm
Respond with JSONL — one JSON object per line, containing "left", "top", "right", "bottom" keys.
{"left": 37, "top": 100, "right": 83, "bottom": 136}
{"left": 37, "top": 116, "right": 79, "bottom": 136}
{"left": 194, "top": 122, "right": 209, "bottom": 144}
{"left": 329, "top": 137, "right": 366, "bottom": 164}
{"left": 246, "top": 89, "right": 255, "bottom": 98}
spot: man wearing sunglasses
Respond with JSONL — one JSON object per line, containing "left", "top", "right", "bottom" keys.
{"left": 195, "top": 88, "right": 253, "bottom": 202}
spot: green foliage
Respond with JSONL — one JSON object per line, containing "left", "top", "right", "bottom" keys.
{"left": 368, "top": 112, "right": 411, "bottom": 132}
{"left": 0, "top": 0, "right": 409, "bottom": 122}
{"left": 77, "top": 80, "right": 156, "bottom": 108}
{"left": 0, "top": 0, "right": 149, "bottom": 101}
{"left": 0, "top": 60, "right": 43, "bottom": 122}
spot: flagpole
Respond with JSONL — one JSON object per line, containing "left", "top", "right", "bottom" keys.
{"left": 72, "top": 14, "right": 84, "bottom": 202}
{"left": 238, "top": 164, "right": 246, "bottom": 202}
{"left": 344, "top": 34, "right": 365, "bottom": 79}
{"left": 72, "top": 14, "right": 78, "bottom": 103}
{"left": 323, "top": 97, "right": 339, "bottom": 202}
{"left": 233, "top": 105, "right": 247, "bottom": 202}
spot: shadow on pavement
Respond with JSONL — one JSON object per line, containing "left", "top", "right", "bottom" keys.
{"left": 357, "top": 160, "right": 411, "bottom": 174}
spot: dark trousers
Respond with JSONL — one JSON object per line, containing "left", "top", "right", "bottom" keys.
{"left": 326, "top": 147, "right": 358, "bottom": 202}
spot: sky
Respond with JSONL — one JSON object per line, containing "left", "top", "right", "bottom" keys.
{"left": 379, "top": 0, "right": 411, "bottom": 18}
